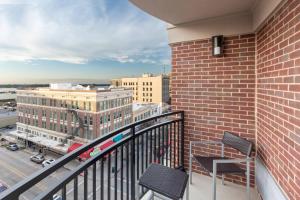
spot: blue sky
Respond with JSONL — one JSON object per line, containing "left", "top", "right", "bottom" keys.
{"left": 0, "top": 0, "right": 170, "bottom": 84}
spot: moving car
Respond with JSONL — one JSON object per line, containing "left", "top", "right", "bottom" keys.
{"left": 42, "top": 159, "right": 56, "bottom": 168}
{"left": 30, "top": 154, "right": 45, "bottom": 164}
{"left": 0, "top": 182, "right": 8, "bottom": 193}
{"left": 6, "top": 144, "right": 19, "bottom": 151}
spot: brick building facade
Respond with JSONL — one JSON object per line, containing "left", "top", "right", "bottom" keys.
{"left": 169, "top": 0, "right": 299, "bottom": 199}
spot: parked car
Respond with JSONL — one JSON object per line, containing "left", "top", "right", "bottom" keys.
{"left": 5, "top": 125, "right": 14, "bottom": 129}
{"left": 6, "top": 144, "right": 19, "bottom": 151}
{"left": 0, "top": 182, "right": 8, "bottom": 193}
{"left": 53, "top": 194, "right": 63, "bottom": 200}
{"left": 30, "top": 154, "right": 45, "bottom": 164}
{"left": 42, "top": 159, "right": 56, "bottom": 168}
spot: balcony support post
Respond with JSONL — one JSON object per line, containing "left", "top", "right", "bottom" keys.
{"left": 130, "top": 126, "right": 136, "bottom": 200}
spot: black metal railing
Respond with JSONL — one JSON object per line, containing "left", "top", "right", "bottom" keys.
{"left": 0, "top": 111, "right": 184, "bottom": 200}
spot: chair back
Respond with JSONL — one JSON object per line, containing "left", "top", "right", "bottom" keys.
{"left": 222, "top": 132, "right": 253, "bottom": 157}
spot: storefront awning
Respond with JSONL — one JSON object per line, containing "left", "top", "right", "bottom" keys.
{"left": 68, "top": 143, "right": 94, "bottom": 160}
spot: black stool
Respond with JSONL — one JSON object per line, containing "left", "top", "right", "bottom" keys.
{"left": 138, "top": 164, "right": 189, "bottom": 200}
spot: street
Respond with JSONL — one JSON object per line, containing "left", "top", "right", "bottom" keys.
{"left": 0, "top": 145, "right": 134, "bottom": 200}
{"left": 0, "top": 126, "right": 169, "bottom": 200}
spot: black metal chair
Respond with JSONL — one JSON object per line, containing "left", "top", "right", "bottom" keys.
{"left": 189, "top": 131, "right": 253, "bottom": 200}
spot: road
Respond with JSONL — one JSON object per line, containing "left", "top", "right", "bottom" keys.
{"left": 0, "top": 126, "right": 170, "bottom": 200}
{"left": 0, "top": 146, "right": 135, "bottom": 200}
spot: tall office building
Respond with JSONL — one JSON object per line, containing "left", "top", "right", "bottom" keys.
{"left": 111, "top": 74, "right": 170, "bottom": 104}
{"left": 16, "top": 84, "right": 132, "bottom": 144}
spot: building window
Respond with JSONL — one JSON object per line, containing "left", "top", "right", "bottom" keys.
{"left": 89, "top": 116, "right": 93, "bottom": 126}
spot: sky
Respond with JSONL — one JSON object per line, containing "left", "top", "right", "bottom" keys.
{"left": 0, "top": 0, "right": 171, "bottom": 84}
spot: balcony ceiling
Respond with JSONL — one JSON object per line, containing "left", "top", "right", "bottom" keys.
{"left": 130, "top": 0, "right": 256, "bottom": 25}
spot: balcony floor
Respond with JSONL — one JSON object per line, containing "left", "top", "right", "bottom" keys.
{"left": 142, "top": 172, "right": 261, "bottom": 200}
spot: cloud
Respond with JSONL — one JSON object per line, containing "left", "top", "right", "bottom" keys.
{"left": 0, "top": 0, "right": 170, "bottom": 65}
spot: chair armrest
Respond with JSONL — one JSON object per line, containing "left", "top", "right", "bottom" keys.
{"left": 213, "top": 158, "right": 252, "bottom": 165}
{"left": 190, "top": 140, "right": 222, "bottom": 145}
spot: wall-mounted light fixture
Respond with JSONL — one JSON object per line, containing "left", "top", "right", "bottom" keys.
{"left": 212, "top": 35, "right": 224, "bottom": 56}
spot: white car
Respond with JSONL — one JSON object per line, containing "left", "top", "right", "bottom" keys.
{"left": 42, "top": 159, "right": 55, "bottom": 167}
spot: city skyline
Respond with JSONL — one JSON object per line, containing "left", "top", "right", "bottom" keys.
{"left": 0, "top": 0, "right": 170, "bottom": 84}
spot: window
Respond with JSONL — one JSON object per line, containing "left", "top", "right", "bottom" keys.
{"left": 89, "top": 116, "right": 93, "bottom": 126}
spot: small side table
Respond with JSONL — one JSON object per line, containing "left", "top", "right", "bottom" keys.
{"left": 138, "top": 164, "right": 189, "bottom": 200}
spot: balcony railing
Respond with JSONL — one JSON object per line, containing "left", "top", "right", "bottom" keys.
{"left": 0, "top": 111, "right": 184, "bottom": 200}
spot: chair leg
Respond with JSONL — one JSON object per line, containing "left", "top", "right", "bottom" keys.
{"left": 212, "top": 162, "right": 217, "bottom": 200}
{"left": 221, "top": 174, "right": 225, "bottom": 185}
{"left": 186, "top": 177, "right": 190, "bottom": 200}
{"left": 137, "top": 183, "right": 140, "bottom": 200}
{"left": 246, "top": 160, "right": 250, "bottom": 200}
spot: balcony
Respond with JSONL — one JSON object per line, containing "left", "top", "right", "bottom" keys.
{"left": 0, "top": 111, "right": 260, "bottom": 200}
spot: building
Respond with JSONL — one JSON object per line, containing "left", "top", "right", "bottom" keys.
{"left": 112, "top": 73, "right": 170, "bottom": 104}
{"left": 110, "top": 79, "right": 122, "bottom": 87}
{"left": 16, "top": 83, "right": 133, "bottom": 145}
{"left": 132, "top": 103, "right": 170, "bottom": 122}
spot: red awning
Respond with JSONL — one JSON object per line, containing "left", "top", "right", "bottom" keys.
{"left": 100, "top": 140, "right": 114, "bottom": 150}
{"left": 68, "top": 143, "right": 94, "bottom": 160}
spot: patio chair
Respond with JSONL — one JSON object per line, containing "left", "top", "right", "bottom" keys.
{"left": 189, "top": 131, "right": 253, "bottom": 200}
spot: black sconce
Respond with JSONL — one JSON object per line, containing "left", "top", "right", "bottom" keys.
{"left": 212, "top": 35, "right": 224, "bottom": 56}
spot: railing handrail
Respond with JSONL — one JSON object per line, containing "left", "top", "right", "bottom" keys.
{"left": 0, "top": 111, "right": 184, "bottom": 200}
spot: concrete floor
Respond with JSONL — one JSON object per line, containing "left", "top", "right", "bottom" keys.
{"left": 142, "top": 172, "right": 261, "bottom": 200}
{"left": 188, "top": 173, "right": 261, "bottom": 200}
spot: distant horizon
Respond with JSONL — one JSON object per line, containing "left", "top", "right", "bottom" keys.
{"left": 0, "top": 0, "right": 171, "bottom": 84}
{"left": 0, "top": 72, "right": 169, "bottom": 85}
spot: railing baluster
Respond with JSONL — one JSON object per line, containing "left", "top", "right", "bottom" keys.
{"left": 114, "top": 149, "right": 118, "bottom": 200}
{"left": 74, "top": 176, "right": 78, "bottom": 200}
{"left": 162, "top": 125, "right": 165, "bottom": 165}
{"left": 84, "top": 169, "right": 88, "bottom": 200}
{"left": 146, "top": 130, "right": 149, "bottom": 168}
{"left": 121, "top": 144, "right": 124, "bottom": 200}
{"left": 136, "top": 135, "right": 140, "bottom": 180}
{"left": 150, "top": 129, "right": 153, "bottom": 164}
{"left": 170, "top": 123, "right": 172, "bottom": 168}
{"left": 166, "top": 124, "right": 169, "bottom": 167}
{"left": 173, "top": 122, "right": 176, "bottom": 167}
{"left": 108, "top": 154, "right": 111, "bottom": 200}
{"left": 177, "top": 121, "right": 180, "bottom": 167}
{"left": 126, "top": 143, "right": 129, "bottom": 200}
{"left": 93, "top": 163, "right": 96, "bottom": 200}
{"left": 130, "top": 127, "right": 136, "bottom": 200}
{"left": 158, "top": 127, "right": 161, "bottom": 164}
{"left": 181, "top": 112, "right": 185, "bottom": 167}
{"left": 100, "top": 159, "right": 104, "bottom": 200}
{"left": 154, "top": 127, "right": 157, "bottom": 163}
{"left": 62, "top": 184, "right": 66, "bottom": 200}
{"left": 141, "top": 134, "right": 144, "bottom": 174}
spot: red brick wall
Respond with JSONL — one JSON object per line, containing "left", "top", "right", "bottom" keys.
{"left": 171, "top": 34, "right": 256, "bottom": 185}
{"left": 256, "top": 0, "right": 300, "bottom": 199}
